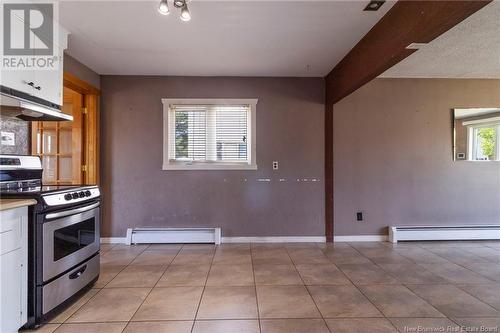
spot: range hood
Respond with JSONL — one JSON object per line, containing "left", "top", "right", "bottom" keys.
{"left": 0, "top": 87, "right": 73, "bottom": 122}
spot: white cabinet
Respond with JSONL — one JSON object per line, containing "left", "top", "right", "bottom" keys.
{"left": 0, "top": 12, "right": 36, "bottom": 96}
{"left": 0, "top": 8, "right": 68, "bottom": 107}
{"left": 0, "top": 207, "right": 28, "bottom": 333}
{"left": 0, "top": 68, "right": 35, "bottom": 96}
{"left": 33, "top": 39, "right": 65, "bottom": 106}
{"left": 0, "top": 56, "right": 36, "bottom": 97}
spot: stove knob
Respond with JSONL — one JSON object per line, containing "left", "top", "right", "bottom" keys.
{"left": 79, "top": 191, "right": 86, "bottom": 198}
{"left": 64, "top": 193, "right": 72, "bottom": 201}
{"left": 72, "top": 192, "right": 79, "bottom": 199}
{"left": 85, "top": 190, "right": 92, "bottom": 197}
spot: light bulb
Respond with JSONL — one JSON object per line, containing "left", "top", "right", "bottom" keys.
{"left": 158, "top": 0, "right": 169, "bottom": 15}
{"left": 180, "top": 4, "right": 191, "bottom": 21}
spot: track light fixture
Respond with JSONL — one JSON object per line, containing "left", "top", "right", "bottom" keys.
{"left": 158, "top": 0, "right": 191, "bottom": 21}
{"left": 173, "top": 0, "right": 184, "bottom": 7}
{"left": 157, "top": 0, "right": 169, "bottom": 15}
{"left": 180, "top": 3, "right": 191, "bottom": 21}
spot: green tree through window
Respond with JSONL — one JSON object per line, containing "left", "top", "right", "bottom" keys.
{"left": 477, "top": 127, "right": 497, "bottom": 160}
{"left": 175, "top": 111, "right": 189, "bottom": 158}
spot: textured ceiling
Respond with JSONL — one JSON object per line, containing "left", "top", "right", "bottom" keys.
{"left": 381, "top": 2, "right": 500, "bottom": 79}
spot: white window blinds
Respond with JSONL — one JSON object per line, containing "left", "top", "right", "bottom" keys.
{"left": 168, "top": 104, "right": 250, "bottom": 163}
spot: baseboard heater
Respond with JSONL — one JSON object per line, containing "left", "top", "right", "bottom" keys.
{"left": 126, "top": 227, "right": 222, "bottom": 245}
{"left": 389, "top": 225, "right": 500, "bottom": 243}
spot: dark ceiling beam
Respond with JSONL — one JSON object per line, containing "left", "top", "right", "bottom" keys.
{"left": 324, "top": 0, "right": 491, "bottom": 242}
{"left": 325, "top": 0, "right": 492, "bottom": 105}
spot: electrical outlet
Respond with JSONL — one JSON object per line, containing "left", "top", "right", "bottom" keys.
{"left": 356, "top": 212, "right": 363, "bottom": 222}
{"left": 272, "top": 161, "right": 279, "bottom": 170}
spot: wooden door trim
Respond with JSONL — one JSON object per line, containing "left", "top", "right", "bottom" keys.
{"left": 83, "top": 94, "right": 100, "bottom": 185}
{"left": 63, "top": 72, "right": 100, "bottom": 185}
{"left": 63, "top": 72, "right": 100, "bottom": 95}
{"left": 325, "top": 102, "right": 334, "bottom": 242}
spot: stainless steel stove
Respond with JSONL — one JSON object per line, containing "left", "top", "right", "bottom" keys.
{"left": 0, "top": 155, "right": 101, "bottom": 328}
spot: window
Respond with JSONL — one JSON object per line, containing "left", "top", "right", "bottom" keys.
{"left": 465, "top": 117, "right": 500, "bottom": 161}
{"left": 162, "top": 99, "right": 257, "bottom": 170}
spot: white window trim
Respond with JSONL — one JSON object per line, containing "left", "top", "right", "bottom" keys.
{"left": 162, "top": 98, "right": 258, "bottom": 170}
{"left": 462, "top": 116, "right": 500, "bottom": 127}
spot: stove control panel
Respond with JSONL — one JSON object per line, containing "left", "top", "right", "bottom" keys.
{"left": 43, "top": 187, "right": 100, "bottom": 207}
{"left": 63, "top": 190, "right": 92, "bottom": 201}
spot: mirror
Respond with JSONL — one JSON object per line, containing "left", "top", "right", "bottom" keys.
{"left": 454, "top": 108, "right": 500, "bottom": 161}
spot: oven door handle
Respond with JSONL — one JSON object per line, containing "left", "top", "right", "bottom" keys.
{"left": 45, "top": 202, "right": 100, "bottom": 220}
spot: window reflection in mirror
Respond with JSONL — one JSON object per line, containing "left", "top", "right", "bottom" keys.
{"left": 454, "top": 108, "right": 500, "bottom": 161}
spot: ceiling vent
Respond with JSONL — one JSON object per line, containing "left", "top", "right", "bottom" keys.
{"left": 406, "top": 43, "right": 428, "bottom": 50}
{"left": 364, "top": 0, "right": 385, "bottom": 11}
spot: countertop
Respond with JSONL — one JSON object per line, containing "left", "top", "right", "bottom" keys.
{"left": 0, "top": 198, "right": 37, "bottom": 211}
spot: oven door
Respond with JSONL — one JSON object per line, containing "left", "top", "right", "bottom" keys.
{"left": 42, "top": 202, "right": 100, "bottom": 282}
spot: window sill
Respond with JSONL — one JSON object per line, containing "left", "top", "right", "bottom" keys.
{"left": 162, "top": 163, "right": 258, "bottom": 171}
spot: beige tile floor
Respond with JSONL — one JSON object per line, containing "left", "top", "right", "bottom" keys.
{"left": 22, "top": 241, "right": 500, "bottom": 333}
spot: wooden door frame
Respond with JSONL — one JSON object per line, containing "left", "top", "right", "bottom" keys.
{"left": 63, "top": 72, "right": 100, "bottom": 185}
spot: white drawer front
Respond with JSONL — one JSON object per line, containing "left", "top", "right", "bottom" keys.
{"left": 0, "top": 206, "right": 28, "bottom": 332}
{"left": 0, "top": 208, "right": 26, "bottom": 255}
{"left": 43, "top": 254, "right": 100, "bottom": 314}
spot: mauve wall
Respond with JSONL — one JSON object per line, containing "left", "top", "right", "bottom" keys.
{"left": 100, "top": 76, "right": 325, "bottom": 237}
{"left": 333, "top": 78, "right": 500, "bottom": 236}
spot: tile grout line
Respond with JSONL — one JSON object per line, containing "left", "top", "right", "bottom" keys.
{"left": 365, "top": 261, "right": 455, "bottom": 321}
{"left": 460, "top": 246, "right": 500, "bottom": 266}
{"left": 401, "top": 281, "right": 500, "bottom": 326}
{"left": 42, "top": 241, "right": 500, "bottom": 332}
{"left": 361, "top": 246, "right": 500, "bottom": 316}
{"left": 120, "top": 244, "right": 183, "bottom": 333}
{"left": 421, "top": 246, "right": 497, "bottom": 271}
{"left": 318, "top": 244, "right": 451, "bottom": 332}
{"left": 60, "top": 245, "right": 150, "bottom": 326}
{"left": 318, "top": 243, "right": 402, "bottom": 333}
{"left": 189, "top": 244, "right": 216, "bottom": 333}
{"left": 358, "top": 244, "right": 466, "bottom": 323}
{"left": 451, "top": 284, "right": 500, "bottom": 313}
{"left": 431, "top": 251, "right": 499, "bottom": 284}
{"left": 411, "top": 255, "right": 500, "bottom": 288}
{"left": 100, "top": 244, "right": 148, "bottom": 287}
{"left": 343, "top": 243, "right": 449, "bottom": 285}
{"left": 284, "top": 245, "right": 333, "bottom": 333}
{"left": 361, "top": 249, "right": 457, "bottom": 318}
{"left": 250, "top": 243, "right": 262, "bottom": 333}
{"left": 49, "top": 289, "right": 101, "bottom": 326}
{"left": 335, "top": 243, "right": 492, "bottom": 330}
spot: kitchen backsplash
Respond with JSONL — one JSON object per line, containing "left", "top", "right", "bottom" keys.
{"left": 0, "top": 115, "right": 29, "bottom": 155}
